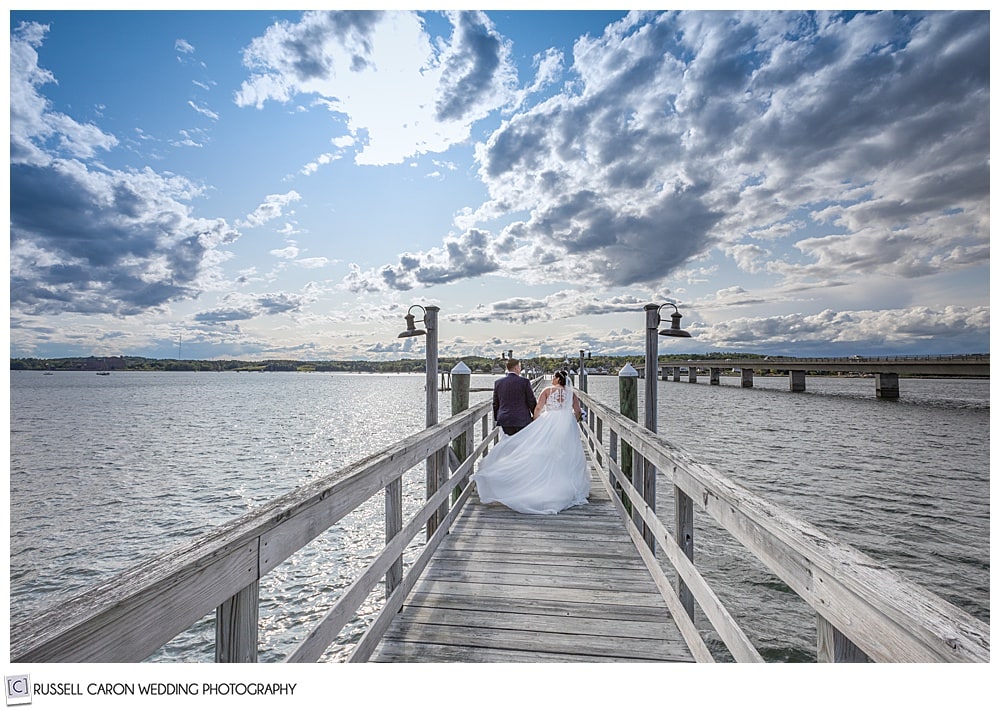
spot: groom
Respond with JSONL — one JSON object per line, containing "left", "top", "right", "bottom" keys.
{"left": 493, "top": 358, "right": 537, "bottom": 436}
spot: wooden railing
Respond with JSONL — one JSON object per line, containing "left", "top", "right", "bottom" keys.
{"left": 12, "top": 379, "right": 989, "bottom": 663}
{"left": 10, "top": 399, "right": 497, "bottom": 663}
{"left": 574, "top": 389, "right": 990, "bottom": 663}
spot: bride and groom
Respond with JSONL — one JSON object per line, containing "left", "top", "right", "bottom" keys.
{"left": 471, "top": 359, "right": 590, "bottom": 514}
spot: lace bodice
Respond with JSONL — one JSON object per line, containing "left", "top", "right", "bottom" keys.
{"left": 543, "top": 386, "right": 571, "bottom": 413}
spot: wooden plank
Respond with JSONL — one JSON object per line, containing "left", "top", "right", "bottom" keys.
{"left": 12, "top": 540, "right": 259, "bottom": 663}
{"left": 347, "top": 474, "right": 480, "bottom": 662}
{"left": 575, "top": 390, "right": 990, "bottom": 663}
{"left": 293, "top": 453, "right": 480, "bottom": 663}
{"left": 595, "top": 450, "right": 762, "bottom": 662}
{"left": 384, "top": 605, "right": 679, "bottom": 640}
{"left": 372, "top": 639, "right": 678, "bottom": 663}
{"left": 420, "top": 564, "right": 665, "bottom": 594}
{"left": 370, "top": 452, "right": 696, "bottom": 663}
{"left": 216, "top": 581, "right": 259, "bottom": 663}
{"left": 11, "top": 402, "right": 494, "bottom": 663}
{"left": 380, "top": 623, "right": 684, "bottom": 661}
{"left": 400, "top": 589, "right": 675, "bottom": 623}
{"left": 429, "top": 548, "right": 648, "bottom": 571}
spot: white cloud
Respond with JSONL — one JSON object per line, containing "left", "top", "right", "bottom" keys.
{"left": 239, "top": 191, "right": 302, "bottom": 228}
{"left": 10, "top": 22, "right": 118, "bottom": 166}
{"left": 235, "top": 10, "right": 518, "bottom": 165}
{"left": 187, "top": 100, "right": 219, "bottom": 121}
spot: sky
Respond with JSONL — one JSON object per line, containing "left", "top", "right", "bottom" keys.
{"left": 6, "top": 4, "right": 992, "bottom": 362}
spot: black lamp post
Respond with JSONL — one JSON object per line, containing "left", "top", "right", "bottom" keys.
{"left": 641, "top": 303, "right": 692, "bottom": 529}
{"left": 645, "top": 302, "right": 691, "bottom": 430}
{"left": 643, "top": 301, "right": 694, "bottom": 620}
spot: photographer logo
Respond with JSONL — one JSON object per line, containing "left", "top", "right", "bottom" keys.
{"left": 5, "top": 676, "right": 31, "bottom": 706}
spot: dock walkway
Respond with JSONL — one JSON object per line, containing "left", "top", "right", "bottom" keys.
{"left": 372, "top": 466, "right": 693, "bottom": 662}
{"left": 11, "top": 383, "right": 988, "bottom": 664}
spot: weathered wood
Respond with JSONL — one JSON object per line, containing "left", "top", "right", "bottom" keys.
{"left": 617, "top": 366, "right": 637, "bottom": 514}
{"left": 11, "top": 401, "right": 492, "bottom": 663}
{"left": 818, "top": 614, "right": 871, "bottom": 662}
{"left": 216, "top": 581, "right": 259, "bottom": 663}
{"left": 676, "top": 487, "right": 695, "bottom": 619}
{"left": 12, "top": 538, "right": 259, "bottom": 663}
{"left": 370, "top": 461, "right": 696, "bottom": 663}
{"left": 451, "top": 367, "right": 470, "bottom": 503}
{"left": 576, "top": 390, "right": 990, "bottom": 663}
{"left": 15, "top": 379, "right": 989, "bottom": 666}
{"left": 601, "top": 453, "right": 762, "bottom": 662}
{"left": 349, "top": 474, "right": 477, "bottom": 662}
{"left": 373, "top": 639, "right": 687, "bottom": 663}
{"left": 642, "top": 306, "right": 660, "bottom": 550}
{"left": 385, "top": 478, "right": 403, "bottom": 597}
{"left": 289, "top": 427, "right": 493, "bottom": 662}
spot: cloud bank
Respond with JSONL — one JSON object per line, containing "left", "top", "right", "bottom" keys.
{"left": 9, "top": 21, "right": 238, "bottom": 318}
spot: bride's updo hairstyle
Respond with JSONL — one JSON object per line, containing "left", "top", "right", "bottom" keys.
{"left": 553, "top": 371, "right": 567, "bottom": 386}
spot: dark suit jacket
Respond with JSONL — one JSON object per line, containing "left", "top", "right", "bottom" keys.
{"left": 493, "top": 373, "right": 537, "bottom": 428}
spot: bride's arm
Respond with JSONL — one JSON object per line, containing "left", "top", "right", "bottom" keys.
{"left": 572, "top": 393, "right": 582, "bottom": 421}
{"left": 533, "top": 387, "right": 550, "bottom": 418}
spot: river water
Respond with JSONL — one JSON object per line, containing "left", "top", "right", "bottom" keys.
{"left": 7, "top": 370, "right": 989, "bottom": 662}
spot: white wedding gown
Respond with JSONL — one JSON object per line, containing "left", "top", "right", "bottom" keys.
{"left": 471, "top": 382, "right": 590, "bottom": 514}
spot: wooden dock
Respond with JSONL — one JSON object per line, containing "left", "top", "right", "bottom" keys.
{"left": 11, "top": 382, "right": 989, "bottom": 664}
{"left": 372, "top": 466, "right": 694, "bottom": 662}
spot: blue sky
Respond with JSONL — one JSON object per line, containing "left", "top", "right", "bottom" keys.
{"left": 7, "top": 6, "right": 991, "bottom": 361}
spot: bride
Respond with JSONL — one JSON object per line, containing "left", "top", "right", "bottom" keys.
{"left": 471, "top": 371, "right": 590, "bottom": 514}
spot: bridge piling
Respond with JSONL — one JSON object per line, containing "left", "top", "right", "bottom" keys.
{"left": 876, "top": 372, "right": 900, "bottom": 399}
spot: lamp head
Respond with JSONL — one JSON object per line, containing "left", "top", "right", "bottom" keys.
{"left": 397, "top": 306, "right": 427, "bottom": 338}
{"left": 657, "top": 303, "right": 692, "bottom": 338}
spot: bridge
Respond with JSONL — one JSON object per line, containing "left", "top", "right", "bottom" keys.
{"left": 657, "top": 354, "right": 989, "bottom": 398}
{"left": 12, "top": 375, "right": 988, "bottom": 665}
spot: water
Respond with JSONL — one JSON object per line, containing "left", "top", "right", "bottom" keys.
{"left": 585, "top": 373, "right": 990, "bottom": 661}
{"left": 8, "top": 370, "right": 989, "bottom": 662}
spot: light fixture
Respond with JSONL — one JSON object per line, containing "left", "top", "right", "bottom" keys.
{"left": 657, "top": 303, "right": 692, "bottom": 338}
{"left": 398, "top": 305, "right": 427, "bottom": 338}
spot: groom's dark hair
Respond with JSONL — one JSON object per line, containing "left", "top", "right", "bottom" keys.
{"left": 506, "top": 358, "right": 520, "bottom": 371}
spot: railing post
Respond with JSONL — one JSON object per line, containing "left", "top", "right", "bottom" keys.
{"left": 385, "top": 473, "right": 403, "bottom": 598}
{"left": 618, "top": 364, "right": 638, "bottom": 516}
{"left": 817, "top": 615, "right": 871, "bottom": 662}
{"left": 676, "top": 486, "right": 695, "bottom": 619}
{"left": 450, "top": 362, "right": 471, "bottom": 505}
{"left": 216, "top": 580, "right": 259, "bottom": 662}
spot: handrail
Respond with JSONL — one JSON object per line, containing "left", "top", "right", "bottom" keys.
{"left": 288, "top": 425, "right": 498, "bottom": 662}
{"left": 575, "top": 389, "right": 990, "bottom": 662}
{"left": 596, "top": 446, "right": 763, "bottom": 662}
{"left": 13, "top": 376, "right": 986, "bottom": 663}
{"left": 10, "top": 399, "right": 494, "bottom": 663}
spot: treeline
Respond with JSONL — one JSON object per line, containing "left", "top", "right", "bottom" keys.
{"left": 10, "top": 352, "right": 764, "bottom": 374}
